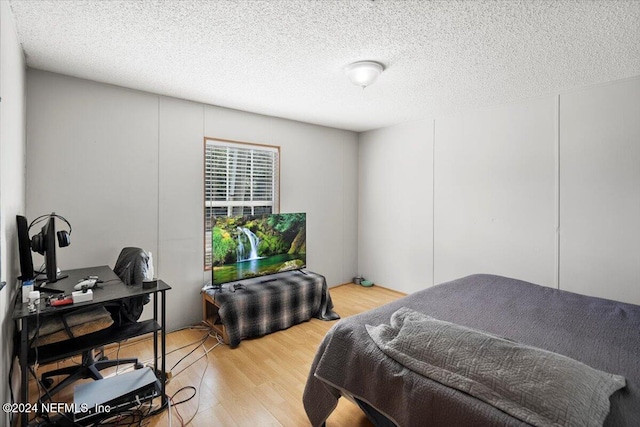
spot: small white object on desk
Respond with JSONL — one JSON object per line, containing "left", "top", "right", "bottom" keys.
{"left": 74, "top": 278, "right": 97, "bottom": 291}
{"left": 22, "top": 279, "right": 35, "bottom": 303}
{"left": 28, "top": 290, "right": 41, "bottom": 303}
{"left": 72, "top": 289, "right": 93, "bottom": 303}
{"left": 143, "top": 251, "right": 157, "bottom": 288}
{"left": 146, "top": 251, "right": 154, "bottom": 280}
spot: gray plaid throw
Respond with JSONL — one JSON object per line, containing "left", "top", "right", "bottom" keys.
{"left": 206, "top": 270, "right": 339, "bottom": 347}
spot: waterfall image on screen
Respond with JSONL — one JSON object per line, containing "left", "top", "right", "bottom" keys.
{"left": 212, "top": 213, "right": 306, "bottom": 285}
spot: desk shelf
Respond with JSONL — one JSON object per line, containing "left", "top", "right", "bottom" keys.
{"left": 27, "top": 319, "right": 160, "bottom": 365}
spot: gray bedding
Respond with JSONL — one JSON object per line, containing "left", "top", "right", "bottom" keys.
{"left": 367, "top": 308, "right": 625, "bottom": 427}
{"left": 302, "top": 274, "right": 640, "bottom": 427}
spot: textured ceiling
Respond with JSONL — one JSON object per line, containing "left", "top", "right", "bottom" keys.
{"left": 7, "top": 0, "right": 640, "bottom": 132}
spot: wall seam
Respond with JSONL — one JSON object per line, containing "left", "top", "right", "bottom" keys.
{"left": 342, "top": 136, "right": 346, "bottom": 282}
{"left": 555, "top": 94, "right": 561, "bottom": 290}
{"left": 432, "top": 118, "right": 436, "bottom": 287}
{"left": 203, "top": 104, "right": 206, "bottom": 284}
{"left": 157, "top": 96, "right": 161, "bottom": 274}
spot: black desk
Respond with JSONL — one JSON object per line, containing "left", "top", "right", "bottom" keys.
{"left": 12, "top": 266, "right": 171, "bottom": 427}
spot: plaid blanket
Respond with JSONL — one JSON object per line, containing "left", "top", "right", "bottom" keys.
{"left": 205, "top": 270, "right": 339, "bottom": 347}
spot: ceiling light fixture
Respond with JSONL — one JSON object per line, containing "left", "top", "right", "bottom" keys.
{"left": 345, "top": 61, "right": 384, "bottom": 89}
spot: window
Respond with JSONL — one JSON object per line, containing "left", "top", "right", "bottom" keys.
{"left": 204, "top": 138, "right": 280, "bottom": 268}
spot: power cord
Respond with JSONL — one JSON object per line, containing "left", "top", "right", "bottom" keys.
{"left": 138, "top": 329, "right": 222, "bottom": 426}
{"left": 99, "top": 325, "right": 212, "bottom": 364}
{"left": 170, "top": 387, "right": 196, "bottom": 406}
{"left": 168, "top": 394, "right": 175, "bottom": 427}
{"left": 169, "top": 332, "right": 222, "bottom": 379}
{"left": 24, "top": 324, "right": 218, "bottom": 426}
{"left": 17, "top": 300, "right": 212, "bottom": 427}
{"left": 115, "top": 340, "right": 122, "bottom": 375}
{"left": 28, "top": 364, "right": 84, "bottom": 426}
{"left": 168, "top": 338, "right": 217, "bottom": 426}
{"left": 168, "top": 332, "right": 210, "bottom": 372}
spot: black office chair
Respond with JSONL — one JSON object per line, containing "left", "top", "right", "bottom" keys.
{"left": 39, "top": 248, "right": 150, "bottom": 398}
{"left": 109, "top": 247, "right": 151, "bottom": 325}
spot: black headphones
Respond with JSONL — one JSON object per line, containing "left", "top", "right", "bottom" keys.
{"left": 29, "top": 213, "right": 72, "bottom": 254}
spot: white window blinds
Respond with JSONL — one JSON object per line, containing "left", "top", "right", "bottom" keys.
{"left": 204, "top": 139, "right": 280, "bottom": 267}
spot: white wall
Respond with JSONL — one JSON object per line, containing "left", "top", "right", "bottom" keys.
{"left": 0, "top": 1, "right": 27, "bottom": 424}
{"left": 158, "top": 97, "right": 204, "bottom": 330}
{"left": 26, "top": 70, "right": 359, "bottom": 331}
{"left": 434, "top": 97, "right": 557, "bottom": 287}
{"left": 359, "top": 76, "right": 640, "bottom": 306}
{"left": 559, "top": 78, "right": 640, "bottom": 302}
{"left": 358, "top": 120, "right": 434, "bottom": 294}
{"left": 26, "top": 72, "right": 160, "bottom": 268}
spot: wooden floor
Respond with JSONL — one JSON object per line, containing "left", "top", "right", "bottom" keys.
{"left": 25, "top": 284, "right": 404, "bottom": 427}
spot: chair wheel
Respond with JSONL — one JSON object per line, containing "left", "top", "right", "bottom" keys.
{"left": 134, "top": 362, "right": 144, "bottom": 369}
{"left": 41, "top": 378, "right": 54, "bottom": 388}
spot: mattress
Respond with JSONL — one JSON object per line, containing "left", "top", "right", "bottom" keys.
{"left": 303, "top": 274, "right": 640, "bottom": 426}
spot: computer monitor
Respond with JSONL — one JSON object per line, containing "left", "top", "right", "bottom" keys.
{"left": 26, "top": 213, "right": 69, "bottom": 291}
{"left": 16, "top": 215, "right": 35, "bottom": 281}
{"left": 42, "top": 214, "right": 67, "bottom": 283}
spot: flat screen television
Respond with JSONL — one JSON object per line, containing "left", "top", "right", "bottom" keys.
{"left": 211, "top": 212, "right": 306, "bottom": 286}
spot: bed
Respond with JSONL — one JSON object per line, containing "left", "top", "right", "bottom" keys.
{"left": 303, "top": 274, "right": 640, "bottom": 427}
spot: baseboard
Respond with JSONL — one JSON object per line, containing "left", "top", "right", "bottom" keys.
{"left": 331, "top": 282, "right": 407, "bottom": 296}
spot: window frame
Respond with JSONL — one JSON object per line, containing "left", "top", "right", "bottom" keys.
{"left": 203, "top": 137, "right": 280, "bottom": 270}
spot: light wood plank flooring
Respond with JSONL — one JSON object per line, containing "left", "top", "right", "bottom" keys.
{"left": 25, "top": 283, "right": 404, "bottom": 426}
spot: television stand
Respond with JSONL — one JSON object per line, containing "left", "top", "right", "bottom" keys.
{"left": 202, "top": 270, "right": 339, "bottom": 347}
{"left": 202, "top": 294, "right": 229, "bottom": 344}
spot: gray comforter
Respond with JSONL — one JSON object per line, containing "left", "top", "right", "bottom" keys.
{"left": 303, "top": 274, "right": 640, "bottom": 426}
{"left": 367, "top": 308, "right": 625, "bottom": 427}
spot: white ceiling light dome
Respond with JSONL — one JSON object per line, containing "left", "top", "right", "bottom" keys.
{"left": 345, "top": 61, "right": 385, "bottom": 89}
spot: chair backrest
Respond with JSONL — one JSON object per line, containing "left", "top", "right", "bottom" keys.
{"left": 108, "top": 247, "right": 151, "bottom": 326}
{"left": 114, "top": 247, "right": 150, "bottom": 286}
